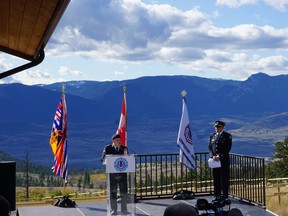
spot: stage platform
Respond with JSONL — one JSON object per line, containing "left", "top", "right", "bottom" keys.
{"left": 17, "top": 196, "right": 278, "bottom": 216}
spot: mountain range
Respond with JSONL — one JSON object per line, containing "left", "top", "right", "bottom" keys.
{"left": 0, "top": 72, "right": 287, "bottom": 168}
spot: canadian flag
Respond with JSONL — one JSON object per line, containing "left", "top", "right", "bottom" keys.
{"left": 117, "top": 86, "right": 127, "bottom": 146}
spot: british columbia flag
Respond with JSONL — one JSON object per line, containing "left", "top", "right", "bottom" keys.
{"left": 49, "top": 91, "right": 68, "bottom": 182}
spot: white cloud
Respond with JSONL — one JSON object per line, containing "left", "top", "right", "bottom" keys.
{"left": 156, "top": 47, "right": 205, "bottom": 62}
{"left": 264, "top": 0, "right": 288, "bottom": 12}
{"left": 216, "top": 0, "right": 258, "bottom": 8}
{"left": 0, "top": 56, "right": 13, "bottom": 71}
{"left": 48, "top": 1, "right": 212, "bottom": 60}
{"left": 258, "top": 55, "right": 288, "bottom": 68}
{"left": 50, "top": 1, "right": 288, "bottom": 56}
{"left": 177, "top": 50, "right": 288, "bottom": 80}
{"left": 58, "top": 66, "right": 83, "bottom": 76}
{"left": 10, "top": 70, "right": 65, "bottom": 85}
{"left": 114, "top": 70, "right": 125, "bottom": 77}
{"left": 215, "top": 0, "right": 288, "bottom": 13}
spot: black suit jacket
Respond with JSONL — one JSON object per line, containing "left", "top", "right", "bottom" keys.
{"left": 101, "top": 144, "right": 128, "bottom": 180}
{"left": 101, "top": 144, "right": 128, "bottom": 163}
{"left": 208, "top": 131, "right": 232, "bottom": 166}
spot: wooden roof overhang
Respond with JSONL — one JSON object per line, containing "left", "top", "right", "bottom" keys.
{"left": 0, "top": 0, "right": 70, "bottom": 79}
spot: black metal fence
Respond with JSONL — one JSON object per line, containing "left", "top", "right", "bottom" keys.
{"left": 135, "top": 152, "right": 266, "bottom": 207}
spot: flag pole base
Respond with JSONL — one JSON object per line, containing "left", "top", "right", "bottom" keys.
{"left": 172, "top": 190, "right": 195, "bottom": 200}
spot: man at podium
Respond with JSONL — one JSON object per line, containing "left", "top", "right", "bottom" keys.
{"left": 101, "top": 134, "right": 129, "bottom": 215}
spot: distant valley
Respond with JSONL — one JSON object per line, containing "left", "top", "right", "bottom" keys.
{"left": 0, "top": 72, "right": 287, "bottom": 168}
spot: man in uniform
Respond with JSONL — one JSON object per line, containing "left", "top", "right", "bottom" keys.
{"left": 101, "top": 134, "right": 129, "bottom": 215}
{"left": 208, "top": 120, "right": 232, "bottom": 200}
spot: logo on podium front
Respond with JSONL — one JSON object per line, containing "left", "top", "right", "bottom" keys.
{"left": 106, "top": 155, "right": 135, "bottom": 173}
{"left": 114, "top": 157, "right": 128, "bottom": 172}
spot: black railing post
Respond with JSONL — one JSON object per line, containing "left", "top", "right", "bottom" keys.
{"left": 262, "top": 157, "right": 266, "bottom": 207}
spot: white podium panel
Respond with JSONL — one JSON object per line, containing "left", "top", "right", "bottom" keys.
{"left": 105, "top": 155, "right": 136, "bottom": 216}
{"left": 106, "top": 155, "right": 136, "bottom": 173}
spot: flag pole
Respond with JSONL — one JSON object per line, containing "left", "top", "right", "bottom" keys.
{"left": 181, "top": 154, "right": 184, "bottom": 191}
{"left": 50, "top": 84, "right": 68, "bottom": 192}
{"left": 172, "top": 90, "right": 194, "bottom": 200}
{"left": 123, "top": 85, "right": 127, "bottom": 146}
{"left": 180, "top": 90, "right": 186, "bottom": 192}
{"left": 62, "top": 85, "right": 66, "bottom": 190}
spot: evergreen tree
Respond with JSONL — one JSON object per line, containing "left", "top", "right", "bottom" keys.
{"left": 83, "top": 172, "right": 90, "bottom": 188}
{"left": 77, "top": 176, "right": 83, "bottom": 190}
{"left": 266, "top": 137, "right": 288, "bottom": 178}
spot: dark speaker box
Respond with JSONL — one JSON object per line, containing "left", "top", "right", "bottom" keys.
{"left": 0, "top": 161, "right": 16, "bottom": 211}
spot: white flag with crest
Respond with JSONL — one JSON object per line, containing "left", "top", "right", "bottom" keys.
{"left": 177, "top": 97, "right": 195, "bottom": 170}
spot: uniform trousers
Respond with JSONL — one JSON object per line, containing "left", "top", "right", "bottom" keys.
{"left": 213, "top": 164, "right": 230, "bottom": 198}
{"left": 109, "top": 173, "right": 128, "bottom": 212}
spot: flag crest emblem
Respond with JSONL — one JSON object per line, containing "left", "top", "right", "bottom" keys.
{"left": 184, "top": 124, "right": 192, "bottom": 144}
{"left": 114, "top": 158, "right": 128, "bottom": 172}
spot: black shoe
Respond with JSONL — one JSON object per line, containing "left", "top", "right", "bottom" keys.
{"left": 121, "top": 210, "right": 130, "bottom": 215}
{"left": 111, "top": 210, "right": 117, "bottom": 215}
{"left": 224, "top": 198, "right": 231, "bottom": 205}
{"left": 212, "top": 196, "right": 220, "bottom": 202}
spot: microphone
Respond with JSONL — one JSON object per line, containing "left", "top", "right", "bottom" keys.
{"left": 119, "top": 146, "right": 127, "bottom": 151}
{"left": 128, "top": 149, "right": 136, "bottom": 155}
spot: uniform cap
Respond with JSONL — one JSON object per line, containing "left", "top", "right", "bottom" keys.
{"left": 214, "top": 120, "right": 225, "bottom": 127}
{"left": 111, "top": 134, "right": 121, "bottom": 140}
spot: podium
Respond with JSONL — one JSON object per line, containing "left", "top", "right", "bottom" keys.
{"left": 105, "top": 154, "right": 136, "bottom": 216}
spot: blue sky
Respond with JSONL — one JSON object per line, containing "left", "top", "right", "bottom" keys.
{"left": 1, "top": 0, "right": 288, "bottom": 85}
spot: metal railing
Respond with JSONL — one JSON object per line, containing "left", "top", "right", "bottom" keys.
{"left": 135, "top": 152, "right": 266, "bottom": 207}
{"left": 229, "top": 153, "right": 266, "bottom": 206}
